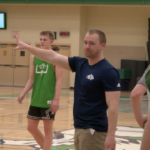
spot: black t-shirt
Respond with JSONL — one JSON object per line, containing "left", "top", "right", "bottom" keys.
{"left": 69, "top": 57, "right": 121, "bottom": 132}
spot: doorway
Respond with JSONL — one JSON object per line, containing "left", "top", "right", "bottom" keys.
{"left": 0, "top": 43, "right": 30, "bottom": 86}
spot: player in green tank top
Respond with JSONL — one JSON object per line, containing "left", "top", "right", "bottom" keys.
{"left": 17, "top": 31, "right": 63, "bottom": 150}
{"left": 31, "top": 56, "right": 56, "bottom": 108}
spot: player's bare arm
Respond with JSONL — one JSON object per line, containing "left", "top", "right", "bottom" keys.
{"left": 18, "top": 55, "right": 35, "bottom": 104}
{"left": 51, "top": 66, "right": 63, "bottom": 113}
{"left": 131, "top": 84, "right": 148, "bottom": 128}
{"left": 14, "top": 33, "right": 71, "bottom": 71}
{"left": 105, "top": 91, "right": 120, "bottom": 150}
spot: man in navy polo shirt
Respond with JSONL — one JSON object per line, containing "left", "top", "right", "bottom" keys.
{"left": 14, "top": 29, "right": 121, "bottom": 150}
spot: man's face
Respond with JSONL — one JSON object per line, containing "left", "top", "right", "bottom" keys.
{"left": 84, "top": 33, "right": 105, "bottom": 58}
{"left": 40, "top": 35, "right": 53, "bottom": 49}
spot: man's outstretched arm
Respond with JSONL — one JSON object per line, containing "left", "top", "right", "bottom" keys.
{"left": 14, "top": 33, "right": 71, "bottom": 71}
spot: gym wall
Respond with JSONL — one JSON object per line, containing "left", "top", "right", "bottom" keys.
{"left": 0, "top": 4, "right": 150, "bottom": 87}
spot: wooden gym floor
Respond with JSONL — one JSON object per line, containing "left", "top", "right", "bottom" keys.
{"left": 0, "top": 86, "right": 148, "bottom": 150}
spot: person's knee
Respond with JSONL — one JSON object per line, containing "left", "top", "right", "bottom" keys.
{"left": 44, "top": 126, "right": 53, "bottom": 135}
{"left": 27, "top": 124, "right": 37, "bottom": 133}
{"left": 43, "top": 120, "right": 53, "bottom": 136}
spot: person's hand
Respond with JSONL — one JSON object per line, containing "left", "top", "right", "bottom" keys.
{"left": 105, "top": 134, "right": 116, "bottom": 150}
{"left": 17, "top": 94, "right": 25, "bottom": 104}
{"left": 51, "top": 100, "right": 59, "bottom": 113}
{"left": 13, "top": 33, "right": 27, "bottom": 50}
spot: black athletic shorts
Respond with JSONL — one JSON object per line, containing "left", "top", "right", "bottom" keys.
{"left": 27, "top": 106, "right": 55, "bottom": 120}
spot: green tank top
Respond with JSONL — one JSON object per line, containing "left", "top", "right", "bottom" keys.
{"left": 30, "top": 57, "right": 56, "bottom": 108}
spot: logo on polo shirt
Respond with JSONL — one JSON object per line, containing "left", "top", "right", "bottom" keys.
{"left": 117, "top": 83, "right": 121, "bottom": 87}
{"left": 86, "top": 74, "right": 94, "bottom": 80}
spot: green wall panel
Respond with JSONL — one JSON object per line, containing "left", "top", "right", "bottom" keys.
{"left": 144, "top": 0, "right": 150, "bottom": 4}
{"left": 27, "top": 0, "right": 83, "bottom": 4}
{"left": 83, "top": 0, "right": 143, "bottom": 5}
{"left": 0, "top": 0, "right": 26, "bottom": 3}
{"left": 117, "top": 69, "right": 132, "bottom": 79}
{"left": 0, "top": 0, "right": 150, "bottom": 5}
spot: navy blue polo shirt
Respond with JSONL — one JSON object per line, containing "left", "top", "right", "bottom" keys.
{"left": 68, "top": 57, "right": 121, "bottom": 132}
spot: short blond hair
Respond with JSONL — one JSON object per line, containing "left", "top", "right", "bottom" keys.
{"left": 40, "top": 31, "right": 55, "bottom": 40}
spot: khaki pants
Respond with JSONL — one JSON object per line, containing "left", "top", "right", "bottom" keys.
{"left": 74, "top": 128, "right": 107, "bottom": 150}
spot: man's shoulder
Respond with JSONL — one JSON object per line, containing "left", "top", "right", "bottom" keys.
{"left": 99, "top": 59, "right": 115, "bottom": 70}
{"left": 72, "top": 56, "right": 87, "bottom": 60}
{"left": 69, "top": 56, "right": 88, "bottom": 63}
{"left": 99, "top": 59, "right": 119, "bottom": 76}
{"left": 103, "top": 59, "right": 114, "bottom": 67}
